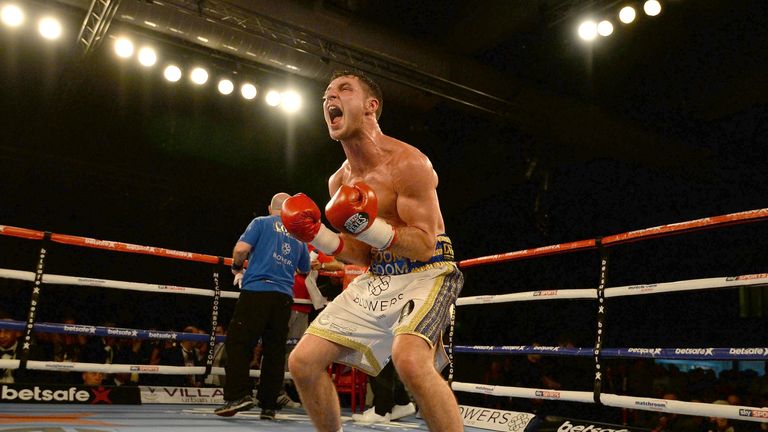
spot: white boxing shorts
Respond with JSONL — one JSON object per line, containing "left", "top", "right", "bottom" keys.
{"left": 306, "top": 260, "right": 464, "bottom": 376}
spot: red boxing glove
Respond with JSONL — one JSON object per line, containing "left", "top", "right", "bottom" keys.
{"left": 325, "top": 183, "right": 397, "bottom": 250}
{"left": 281, "top": 193, "right": 343, "bottom": 255}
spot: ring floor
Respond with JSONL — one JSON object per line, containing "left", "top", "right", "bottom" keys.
{"left": 0, "top": 404, "right": 488, "bottom": 431}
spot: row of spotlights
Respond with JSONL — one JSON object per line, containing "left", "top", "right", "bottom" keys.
{"left": 116, "top": 38, "right": 303, "bottom": 112}
{"left": 0, "top": 4, "right": 298, "bottom": 113}
{"left": 578, "top": 0, "right": 662, "bottom": 42}
{"left": 3, "top": 3, "right": 306, "bottom": 113}
{"left": 116, "top": 39, "right": 158, "bottom": 66}
{"left": 1, "top": 4, "right": 62, "bottom": 40}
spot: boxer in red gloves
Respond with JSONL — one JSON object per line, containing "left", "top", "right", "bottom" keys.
{"left": 281, "top": 71, "right": 464, "bottom": 432}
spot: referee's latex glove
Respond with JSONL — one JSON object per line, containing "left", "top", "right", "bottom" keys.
{"left": 233, "top": 271, "right": 244, "bottom": 289}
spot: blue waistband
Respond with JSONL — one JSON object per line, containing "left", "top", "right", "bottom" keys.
{"left": 369, "top": 234, "right": 455, "bottom": 276}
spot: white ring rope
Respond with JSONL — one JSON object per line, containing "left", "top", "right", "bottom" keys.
{"left": 0, "top": 359, "right": 287, "bottom": 379}
{"left": 456, "top": 273, "right": 768, "bottom": 306}
{"left": 0, "top": 267, "right": 238, "bottom": 298}
{"left": 0, "top": 267, "right": 312, "bottom": 303}
{"left": 604, "top": 273, "right": 768, "bottom": 298}
{"left": 457, "top": 288, "right": 596, "bottom": 306}
{"left": 451, "top": 382, "right": 768, "bottom": 423}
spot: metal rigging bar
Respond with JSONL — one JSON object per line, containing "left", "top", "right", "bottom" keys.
{"left": 157, "top": 0, "right": 513, "bottom": 115}
{"left": 77, "top": 0, "right": 122, "bottom": 56}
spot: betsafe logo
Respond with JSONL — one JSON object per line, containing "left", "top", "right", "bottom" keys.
{"left": 557, "top": 420, "right": 630, "bottom": 432}
{"left": 2, "top": 385, "right": 89, "bottom": 402}
{"left": 1, "top": 385, "right": 113, "bottom": 404}
{"left": 90, "top": 386, "right": 113, "bottom": 404}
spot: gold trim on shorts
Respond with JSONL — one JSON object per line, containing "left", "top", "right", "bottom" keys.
{"left": 305, "top": 327, "right": 382, "bottom": 375}
{"left": 393, "top": 270, "right": 447, "bottom": 348}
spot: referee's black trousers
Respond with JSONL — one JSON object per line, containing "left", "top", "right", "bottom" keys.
{"left": 223, "top": 290, "right": 292, "bottom": 410}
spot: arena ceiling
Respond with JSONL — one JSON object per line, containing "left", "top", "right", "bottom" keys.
{"left": 47, "top": 0, "right": 768, "bottom": 168}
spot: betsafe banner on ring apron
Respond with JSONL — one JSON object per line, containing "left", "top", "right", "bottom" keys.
{"left": 537, "top": 417, "right": 649, "bottom": 432}
{"left": 457, "top": 408, "right": 650, "bottom": 432}
{"left": 0, "top": 383, "right": 140, "bottom": 404}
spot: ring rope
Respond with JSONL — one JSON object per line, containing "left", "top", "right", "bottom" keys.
{"left": 0, "top": 268, "right": 321, "bottom": 305}
{"left": 456, "top": 272, "right": 768, "bottom": 306}
{"left": 458, "top": 207, "right": 768, "bottom": 268}
{"left": 0, "top": 224, "right": 343, "bottom": 280}
{"left": 2, "top": 207, "right": 767, "bottom": 272}
{"left": 457, "top": 288, "right": 597, "bottom": 305}
{"left": 0, "top": 268, "right": 240, "bottom": 298}
{"left": 0, "top": 319, "right": 224, "bottom": 343}
{"left": 0, "top": 225, "right": 223, "bottom": 264}
{"left": 450, "top": 382, "right": 768, "bottom": 423}
{"left": 452, "top": 345, "right": 768, "bottom": 360}
{"left": 0, "top": 359, "right": 284, "bottom": 379}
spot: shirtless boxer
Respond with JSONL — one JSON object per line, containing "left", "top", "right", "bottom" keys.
{"left": 281, "top": 71, "right": 464, "bottom": 432}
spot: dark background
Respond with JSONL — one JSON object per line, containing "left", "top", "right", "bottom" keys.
{"left": 0, "top": 1, "right": 766, "bottom": 358}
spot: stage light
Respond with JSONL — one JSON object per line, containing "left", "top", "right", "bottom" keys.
{"left": 578, "top": 20, "right": 598, "bottom": 41}
{"left": 598, "top": 20, "right": 614, "bottom": 37}
{"left": 218, "top": 79, "right": 234, "bottom": 95}
{"left": 619, "top": 6, "right": 637, "bottom": 24}
{"left": 281, "top": 91, "right": 302, "bottom": 113}
{"left": 241, "top": 83, "right": 257, "bottom": 100}
{"left": 163, "top": 65, "right": 182, "bottom": 82}
{"left": 114, "top": 37, "right": 134, "bottom": 58}
{"left": 137, "top": 47, "right": 157, "bottom": 67}
{"left": 265, "top": 90, "right": 281, "bottom": 107}
{"left": 190, "top": 67, "right": 209, "bottom": 85}
{"left": 1, "top": 4, "right": 24, "bottom": 27}
{"left": 38, "top": 17, "right": 62, "bottom": 40}
{"left": 644, "top": 0, "right": 661, "bottom": 17}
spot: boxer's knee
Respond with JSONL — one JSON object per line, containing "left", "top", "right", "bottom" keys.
{"left": 288, "top": 343, "right": 321, "bottom": 382}
{"left": 392, "top": 339, "right": 434, "bottom": 387}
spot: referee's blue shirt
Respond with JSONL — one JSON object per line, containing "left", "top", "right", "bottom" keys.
{"left": 238, "top": 214, "right": 310, "bottom": 297}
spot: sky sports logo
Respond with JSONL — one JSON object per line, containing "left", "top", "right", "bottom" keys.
{"left": 739, "top": 408, "right": 768, "bottom": 418}
{"left": 130, "top": 365, "right": 160, "bottom": 372}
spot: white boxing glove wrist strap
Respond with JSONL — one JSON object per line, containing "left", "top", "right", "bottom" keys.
{"left": 311, "top": 224, "right": 343, "bottom": 255}
{"left": 356, "top": 218, "right": 396, "bottom": 250}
